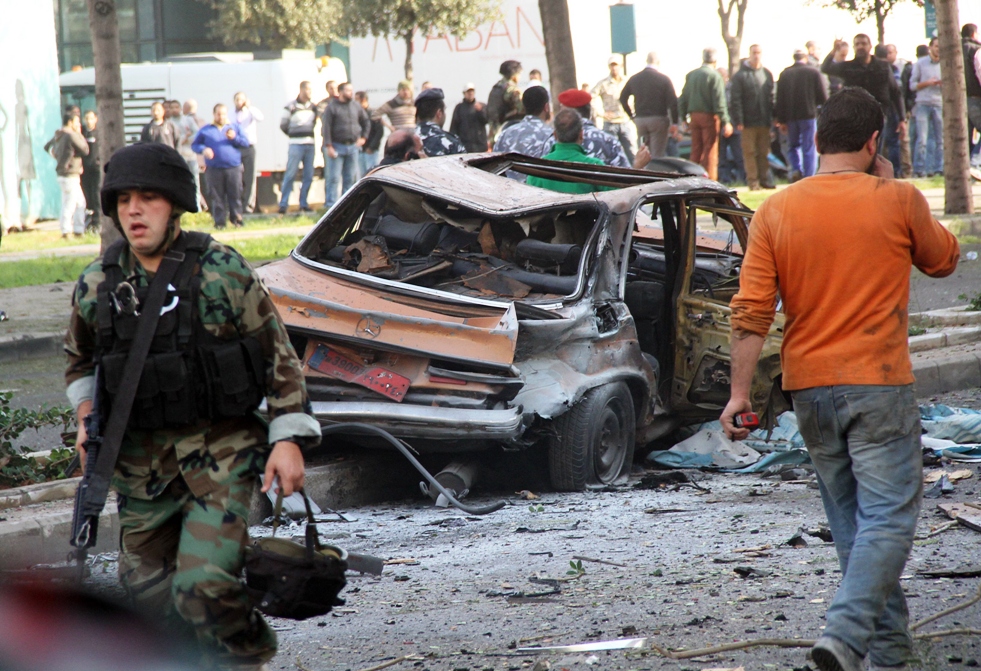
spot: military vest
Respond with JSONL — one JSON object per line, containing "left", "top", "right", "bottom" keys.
{"left": 95, "top": 231, "right": 266, "bottom": 431}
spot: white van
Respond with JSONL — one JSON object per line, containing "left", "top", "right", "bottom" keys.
{"left": 59, "top": 50, "right": 347, "bottom": 210}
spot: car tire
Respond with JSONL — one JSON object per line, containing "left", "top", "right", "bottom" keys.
{"left": 548, "top": 381, "right": 636, "bottom": 491}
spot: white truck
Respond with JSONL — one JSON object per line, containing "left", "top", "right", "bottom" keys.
{"left": 59, "top": 50, "right": 347, "bottom": 211}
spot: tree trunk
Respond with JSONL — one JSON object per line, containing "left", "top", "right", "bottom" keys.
{"left": 935, "top": 0, "right": 973, "bottom": 214}
{"left": 403, "top": 31, "right": 414, "bottom": 84}
{"left": 87, "top": 0, "right": 125, "bottom": 250}
{"left": 538, "top": 0, "right": 577, "bottom": 100}
{"left": 717, "top": 0, "right": 748, "bottom": 76}
{"left": 875, "top": 3, "right": 886, "bottom": 45}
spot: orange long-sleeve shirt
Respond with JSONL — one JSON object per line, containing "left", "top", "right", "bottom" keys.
{"left": 730, "top": 173, "right": 960, "bottom": 391}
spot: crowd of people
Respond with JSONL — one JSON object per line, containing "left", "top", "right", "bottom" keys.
{"left": 45, "top": 25, "right": 981, "bottom": 230}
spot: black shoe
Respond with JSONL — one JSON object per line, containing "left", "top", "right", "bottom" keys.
{"left": 300, "top": 206, "right": 314, "bottom": 213}
{"left": 278, "top": 206, "right": 287, "bottom": 215}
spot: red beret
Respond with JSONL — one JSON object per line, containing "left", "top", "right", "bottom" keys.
{"left": 557, "top": 88, "right": 592, "bottom": 108}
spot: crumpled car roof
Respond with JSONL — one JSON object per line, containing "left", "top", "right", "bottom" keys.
{"left": 367, "top": 152, "right": 731, "bottom": 214}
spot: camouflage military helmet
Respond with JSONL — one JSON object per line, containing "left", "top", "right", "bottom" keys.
{"left": 101, "top": 142, "right": 199, "bottom": 215}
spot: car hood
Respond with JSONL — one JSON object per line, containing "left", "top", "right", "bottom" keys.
{"left": 259, "top": 256, "right": 520, "bottom": 369}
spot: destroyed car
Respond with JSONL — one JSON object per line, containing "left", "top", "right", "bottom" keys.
{"left": 257, "top": 153, "right": 787, "bottom": 491}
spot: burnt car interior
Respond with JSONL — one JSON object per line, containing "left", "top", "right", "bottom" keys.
{"left": 625, "top": 200, "right": 749, "bottom": 395}
{"left": 295, "top": 183, "right": 605, "bottom": 304}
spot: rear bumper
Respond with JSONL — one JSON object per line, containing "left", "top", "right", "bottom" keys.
{"left": 308, "top": 401, "right": 526, "bottom": 440}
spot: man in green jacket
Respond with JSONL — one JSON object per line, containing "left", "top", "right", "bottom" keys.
{"left": 528, "top": 108, "right": 607, "bottom": 194}
{"left": 678, "top": 48, "right": 733, "bottom": 181}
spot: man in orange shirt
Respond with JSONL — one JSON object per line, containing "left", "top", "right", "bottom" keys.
{"left": 721, "top": 88, "right": 959, "bottom": 671}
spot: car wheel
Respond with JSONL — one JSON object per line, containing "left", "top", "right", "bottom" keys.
{"left": 548, "top": 381, "right": 636, "bottom": 491}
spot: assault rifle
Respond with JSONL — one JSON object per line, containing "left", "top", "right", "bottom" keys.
{"left": 70, "top": 366, "right": 106, "bottom": 579}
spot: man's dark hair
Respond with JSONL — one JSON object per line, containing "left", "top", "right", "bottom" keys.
{"left": 929, "top": 36, "right": 939, "bottom": 47}
{"left": 522, "top": 86, "right": 550, "bottom": 116}
{"left": 916, "top": 44, "right": 929, "bottom": 58}
{"left": 338, "top": 82, "right": 352, "bottom": 93}
{"left": 213, "top": 103, "right": 226, "bottom": 114}
{"left": 553, "top": 108, "right": 583, "bottom": 144}
{"left": 63, "top": 111, "right": 78, "bottom": 126}
{"left": 384, "top": 130, "right": 417, "bottom": 160}
{"left": 500, "top": 60, "right": 522, "bottom": 78}
{"left": 815, "top": 87, "right": 884, "bottom": 154}
{"left": 963, "top": 23, "right": 977, "bottom": 39}
{"left": 355, "top": 91, "right": 368, "bottom": 103}
{"left": 415, "top": 98, "right": 445, "bottom": 122}
{"left": 571, "top": 104, "right": 591, "bottom": 120}
{"left": 873, "top": 44, "right": 888, "bottom": 59}
{"left": 529, "top": 68, "right": 542, "bottom": 78}
{"left": 854, "top": 33, "right": 871, "bottom": 44}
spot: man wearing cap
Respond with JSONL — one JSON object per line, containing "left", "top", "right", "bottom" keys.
{"left": 450, "top": 84, "right": 489, "bottom": 153}
{"left": 528, "top": 108, "right": 609, "bottom": 194}
{"left": 592, "top": 56, "right": 635, "bottom": 164}
{"left": 775, "top": 49, "right": 827, "bottom": 181}
{"left": 678, "top": 48, "right": 734, "bottom": 181}
{"left": 542, "top": 89, "right": 630, "bottom": 168}
{"left": 620, "top": 52, "right": 679, "bottom": 159}
{"left": 372, "top": 80, "right": 417, "bottom": 132}
{"left": 64, "top": 141, "right": 320, "bottom": 670}
{"left": 415, "top": 88, "right": 467, "bottom": 157}
{"left": 493, "top": 86, "right": 554, "bottom": 180}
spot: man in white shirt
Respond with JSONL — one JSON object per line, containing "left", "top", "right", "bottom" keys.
{"left": 234, "top": 91, "right": 264, "bottom": 213}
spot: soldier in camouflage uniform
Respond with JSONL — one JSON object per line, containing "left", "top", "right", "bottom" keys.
{"left": 487, "top": 60, "right": 525, "bottom": 143}
{"left": 65, "top": 142, "right": 321, "bottom": 671}
{"left": 413, "top": 88, "right": 466, "bottom": 157}
{"left": 542, "top": 88, "right": 631, "bottom": 168}
{"left": 493, "top": 86, "right": 553, "bottom": 181}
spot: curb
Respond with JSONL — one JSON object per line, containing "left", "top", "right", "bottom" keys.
{"left": 0, "top": 452, "right": 419, "bottom": 570}
{"left": 912, "top": 350, "right": 981, "bottom": 397}
{"left": 0, "top": 332, "right": 63, "bottom": 363}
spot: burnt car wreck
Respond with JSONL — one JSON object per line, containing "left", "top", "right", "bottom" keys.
{"left": 257, "top": 153, "right": 786, "bottom": 492}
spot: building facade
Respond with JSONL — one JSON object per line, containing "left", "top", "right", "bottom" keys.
{"left": 54, "top": 0, "right": 221, "bottom": 73}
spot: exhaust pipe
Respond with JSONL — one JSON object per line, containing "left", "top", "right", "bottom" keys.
{"left": 420, "top": 459, "right": 479, "bottom": 508}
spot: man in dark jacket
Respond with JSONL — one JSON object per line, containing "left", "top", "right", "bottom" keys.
{"left": 81, "top": 110, "right": 100, "bottom": 229}
{"left": 619, "top": 51, "right": 679, "bottom": 158}
{"left": 322, "top": 81, "right": 368, "bottom": 209}
{"left": 822, "top": 34, "right": 905, "bottom": 142}
{"left": 730, "top": 44, "right": 775, "bottom": 189}
{"left": 775, "top": 49, "right": 828, "bottom": 181}
{"left": 962, "top": 24, "right": 981, "bottom": 163}
{"left": 356, "top": 91, "right": 384, "bottom": 175}
{"left": 140, "top": 101, "right": 179, "bottom": 149}
{"left": 450, "top": 83, "right": 489, "bottom": 153}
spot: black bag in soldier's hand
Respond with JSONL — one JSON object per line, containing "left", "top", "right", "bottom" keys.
{"left": 243, "top": 489, "right": 347, "bottom": 620}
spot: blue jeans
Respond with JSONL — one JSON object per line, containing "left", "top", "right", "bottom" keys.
{"left": 880, "top": 111, "right": 903, "bottom": 176}
{"left": 967, "top": 97, "right": 981, "bottom": 166}
{"left": 792, "top": 384, "right": 922, "bottom": 668}
{"left": 359, "top": 149, "right": 380, "bottom": 176}
{"left": 913, "top": 103, "right": 943, "bottom": 175}
{"left": 279, "top": 143, "right": 315, "bottom": 210}
{"left": 324, "top": 142, "right": 360, "bottom": 209}
{"left": 786, "top": 118, "right": 817, "bottom": 177}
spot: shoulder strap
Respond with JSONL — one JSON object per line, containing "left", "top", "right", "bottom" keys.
{"left": 79, "top": 233, "right": 199, "bottom": 521}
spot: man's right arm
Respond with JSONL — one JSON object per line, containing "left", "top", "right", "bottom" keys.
{"left": 729, "top": 74, "right": 744, "bottom": 127}
{"left": 65, "top": 270, "right": 101, "bottom": 460}
{"left": 190, "top": 127, "right": 207, "bottom": 155}
{"left": 321, "top": 106, "right": 333, "bottom": 147}
{"left": 279, "top": 105, "right": 291, "bottom": 135}
{"left": 821, "top": 51, "right": 843, "bottom": 76}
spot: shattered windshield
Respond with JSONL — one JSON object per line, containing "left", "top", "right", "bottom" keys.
{"left": 294, "top": 183, "right": 602, "bottom": 302}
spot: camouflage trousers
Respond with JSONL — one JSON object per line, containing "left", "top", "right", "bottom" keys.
{"left": 117, "top": 472, "right": 276, "bottom": 668}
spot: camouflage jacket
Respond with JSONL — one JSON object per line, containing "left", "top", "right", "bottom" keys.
{"left": 493, "top": 115, "right": 552, "bottom": 158}
{"left": 488, "top": 78, "right": 525, "bottom": 141}
{"left": 416, "top": 121, "right": 467, "bottom": 157}
{"left": 591, "top": 75, "right": 629, "bottom": 124}
{"left": 542, "top": 119, "right": 631, "bottom": 168}
{"left": 65, "top": 235, "right": 321, "bottom": 500}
